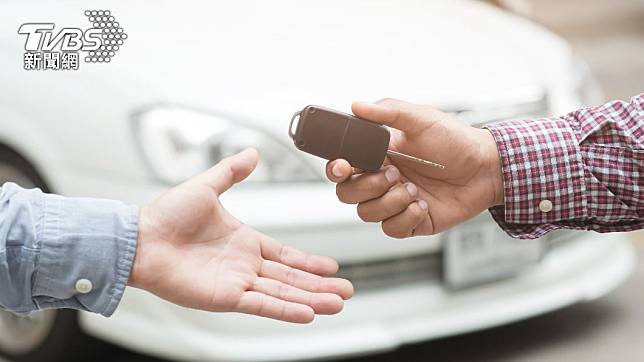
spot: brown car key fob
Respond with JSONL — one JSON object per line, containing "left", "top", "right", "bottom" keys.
{"left": 289, "top": 105, "right": 390, "bottom": 171}
{"left": 289, "top": 105, "right": 446, "bottom": 171}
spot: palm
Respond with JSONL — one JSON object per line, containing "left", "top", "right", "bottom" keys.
{"left": 131, "top": 149, "right": 353, "bottom": 323}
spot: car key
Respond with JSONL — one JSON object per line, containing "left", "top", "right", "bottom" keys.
{"left": 289, "top": 105, "right": 445, "bottom": 171}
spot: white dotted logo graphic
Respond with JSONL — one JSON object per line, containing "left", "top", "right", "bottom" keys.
{"left": 83, "top": 10, "right": 127, "bottom": 63}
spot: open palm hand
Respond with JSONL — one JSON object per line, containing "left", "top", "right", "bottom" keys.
{"left": 130, "top": 149, "right": 353, "bottom": 323}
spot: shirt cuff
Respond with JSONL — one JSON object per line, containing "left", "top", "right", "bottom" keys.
{"left": 485, "top": 116, "right": 588, "bottom": 239}
{"left": 31, "top": 192, "right": 138, "bottom": 317}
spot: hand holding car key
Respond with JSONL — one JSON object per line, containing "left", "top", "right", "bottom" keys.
{"left": 290, "top": 99, "right": 504, "bottom": 239}
{"left": 289, "top": 105, "right": 445, "bottom": 171}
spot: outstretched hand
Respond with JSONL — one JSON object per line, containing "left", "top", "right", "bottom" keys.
{"left": 130, "top": 148, "right": 353, "bottom": 323}
{"left": 326, "top": 99, "right": 503, "bottom": 238}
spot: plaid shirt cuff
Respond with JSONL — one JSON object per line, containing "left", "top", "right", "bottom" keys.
{"left": 485, "top": 117, "right": 588, "bottom": 239}
{"left": 484, "top": 93, "right": 644, "bottom": 239}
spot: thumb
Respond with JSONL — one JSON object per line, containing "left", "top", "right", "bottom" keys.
{"left": 197, "top": 148, "right": 259, "bottom": 194}
{"left": 351, "top": 98, "right": 427, "bottom": 134}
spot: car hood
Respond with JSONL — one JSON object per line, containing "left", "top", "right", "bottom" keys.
{"left": 122, "top": 0, "right": 568, "bottom": 118}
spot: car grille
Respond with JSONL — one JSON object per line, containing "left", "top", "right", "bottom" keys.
{"left": 336, "top": 252, "right": 442, "bottom": 291}
{"left": 336, "top": 228, "right": 586, "bottom": 292}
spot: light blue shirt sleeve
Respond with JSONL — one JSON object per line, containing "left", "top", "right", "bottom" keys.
{"left": 0, "top": 182, "right": 138, "bottom": 317}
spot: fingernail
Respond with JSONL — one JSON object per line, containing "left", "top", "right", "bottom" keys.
{"left": 332, "top": 163, "right": 343, "bottom": 178}
{"left": 405, "top": 183, "right": 417, "bottom": 197}
{"left": 418, "top": 199, "right": 428, "bottom": 210}
{"left": 384, "top": 167, "right": 399, "bottom": 183}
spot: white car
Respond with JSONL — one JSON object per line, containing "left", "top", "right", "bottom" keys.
{"left": 0, "top": 1, "right": 635, "bottom": 361}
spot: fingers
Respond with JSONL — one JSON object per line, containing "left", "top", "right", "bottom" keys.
{"left": 251, "top": 277, "right": 343, "bottom": 315}
{"left": 381, "top": 200, "right": 429, "bottom": 238}
{"left": 326, "top": 159, "right": 353, "bottom": 183}
{"left": 356, "top": 182, "right": 418, "bottom": 222}
{"left": 336, "top": 165, "right": 400, "bottom": 204}
{"left": 235, "top": 291, "right": 315, "bottom": 323}
{"left": 196, "top": 148, "right": 259, "bottom": 194}
{"left": 351, "top": 99, "right": 426, "bottom": 134}
{"left": 260, "top": 260, "right": 354, "bottom": 300}
{"left": 260, "top": 236, "right": 339, "bottom": 276}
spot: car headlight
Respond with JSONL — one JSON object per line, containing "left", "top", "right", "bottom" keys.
{"left": 132, "top": 106, "right": 321, "bottom": 185}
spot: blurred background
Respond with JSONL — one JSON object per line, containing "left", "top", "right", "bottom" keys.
{"left": 502, "top": 0, "right": 644, "bottom": 99}
{"left": 0, "top": 0, "right": 644, "bottom": 362}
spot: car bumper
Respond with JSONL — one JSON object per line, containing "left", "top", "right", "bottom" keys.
{"left": 80, "top": 232, "right": 635, "bottom": 362}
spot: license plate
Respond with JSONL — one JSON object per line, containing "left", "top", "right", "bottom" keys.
{"left": 443, "top": 214, "right": 545, "bottom": 288}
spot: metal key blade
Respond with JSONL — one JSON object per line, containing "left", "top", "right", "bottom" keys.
{"left": 386, "top": 150, "right": 445, "bottom": 169}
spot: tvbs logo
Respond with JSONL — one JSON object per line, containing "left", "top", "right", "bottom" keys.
{"left": 18, "top": 10, "right": 127, "bottom": 71}
{"left": 19, "top": 24, "right": 103, "bottom": 52}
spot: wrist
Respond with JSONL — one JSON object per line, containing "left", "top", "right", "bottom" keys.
{"left": 478, "top": 128, "right": 504, "bottom": 207}
{"left": 129, "top": 206, "right": 155, "bottom": 289}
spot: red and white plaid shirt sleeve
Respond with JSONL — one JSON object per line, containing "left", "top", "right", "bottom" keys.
{"left": 485, "top": 93, "right": 643, "bottom": 239}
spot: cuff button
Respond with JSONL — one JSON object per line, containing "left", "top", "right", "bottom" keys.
{"left": 75, "top": 279, "right": 94, "bottom": 294}
{"left": 539, "top": 199, "right": 553, "bottom": 213}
